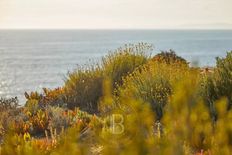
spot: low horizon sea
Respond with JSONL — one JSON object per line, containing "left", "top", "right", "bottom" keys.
{"left": 0, "top": 29, "right": 232, "bottom": 103}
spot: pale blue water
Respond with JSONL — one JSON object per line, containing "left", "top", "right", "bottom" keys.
{"left": 0, "top": 30, "right": 232, "bottom": 103}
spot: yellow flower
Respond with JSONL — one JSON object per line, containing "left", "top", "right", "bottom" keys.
{"left": 23, "top": 132, "right": 31, "bottom": 141}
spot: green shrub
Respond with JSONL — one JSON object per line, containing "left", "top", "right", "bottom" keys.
{"left": 117, "top": 61, "right": 190, "bottom": 120}
{"left": 64, "top": 66, "right": 104, "bottom": 114}
{"left": 0, "top": 97, "right": 21, "bottom": 138}
{"left": 215, "top": 51, "right": 232, "bottom": 108}
{"left": 162, "top": 76, "right": 213, "bottom": 153}
{"left": 64, "top": 43, "right": 151, "bottom": 114}
{"left": 46, "top": 106, "right": 69, "bottom": 132}
{"left": 202, "top": 51, "right": 232, "bottom": 121}
{"left": 152, "top": 50, "right": 189, "bottom": 67}
{"left": 102, "top": 43, "right": 151, "bottom": 88}
{"left": 24, "top": 87, "right": 66, "bottom": 109}
{"left": 0, "top": 97, "right": 19, "bottom": 112}
{"left": 46, "top": 106, "right": 94, "bottom": 133}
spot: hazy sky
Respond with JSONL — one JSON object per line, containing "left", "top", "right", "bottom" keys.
{"left": 0, "top": 0, "right": 232, "bottom": 29}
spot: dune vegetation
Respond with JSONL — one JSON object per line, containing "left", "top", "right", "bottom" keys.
{"left": 0, "top": 43, "right": 232, "bottom": 155}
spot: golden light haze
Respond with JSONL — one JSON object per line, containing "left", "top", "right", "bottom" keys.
{"left": 0, "top": 0, "right": 232, "bottom": 29}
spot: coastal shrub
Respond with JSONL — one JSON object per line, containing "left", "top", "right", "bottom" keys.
{"left": 64, "top": 66, "right": 103, "bottom": 114}
{"left": 202, "top": 51, "right": 232, "bottom": 121}
{"left": 214, "top": 51, "right": 232, "bottom": 108}
{"left": 64, "top": 43, "right": 151, "bottom": 114}
{"left": 0, "top": 97, "right": 20, "bottom": 128}
{"left": 162, "top": 77, "right": 213, "bottom": 154}
{"left": 0, "top": 97, "right": 21, "bottom": 138}
{"left": 0, "top": 97, "right": 19, "bottom": 111}
{"left": 2, "top": 87, "right": 232, "bottom": 154}
{"left": 24, "top": 99, "right": 41, "bottom": 116}
{"left": 1, "top": 133, "right": 43, "bottom": 155}
{"left": 24, "top": 87, "right": 66, "bottom": 109}
{"left": 29, "top": 109, "right": 49, "bottom": 134}
{"left": 3, "top": 43, "right": 232, "bottom": 154}
{"left": 8, "top": 113, "right": 30, "bottom": 134}
{"left": 99, "top": 89, "right": 156, "bottom": 155}
{"left": 46, "top": 106, "right": 95, "bottom": 133}
{"left": 102, "top": 43, "right": 151, "bottom": 88}
{"left": 3, "top": 50, "right": 232, "bottom": 154}
{"left": 152, "top": 50, "right": 189, "bottom": 67}
{"left": 46, "top": 106, "right": 69, "bottom": 132}
{"left": 47, "top": 78, "right": 232, "bottom": 155}
{"left": 117, "top": 61, "right": 191, "bottom": 120}
{"left": 41, "top": 88, "right": 66, "bottom": 107}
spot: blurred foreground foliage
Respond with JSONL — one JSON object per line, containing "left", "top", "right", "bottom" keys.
{"left": 0, "top": 44, "right": 232, "bottom": 155}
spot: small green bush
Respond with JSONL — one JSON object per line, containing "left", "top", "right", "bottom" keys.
{"left": 102, "top": 43, "right": 151, "bottom": 88}
{"left": 202, "top": 51, "right": 232, "bottom": 120}
{"left": 215, "top": 51, "right": 232, "bottom": 108}
{"left": 0, "top": 97, "right": 19, "bottom": 112}
{"left": 24, "top": 87, "right": 66, "bottom": 109}
{"left": 46, "top": 106, "right": 69, "bottom": 132}
{"left": 0, "top": 97, "right": 21, "bottom": 138}
{"left": 64, "top": 66, "right": 103, "bottom": 114}
{"left": 152, "top": 50, "right": 189, "bottom": 67}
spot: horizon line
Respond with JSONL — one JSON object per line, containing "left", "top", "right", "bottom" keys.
{"left": 0, "top": 28, "right": 232, "bottom": 31}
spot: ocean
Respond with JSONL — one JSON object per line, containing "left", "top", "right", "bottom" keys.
{"left": 0, "top": 30, "right": 232, "bottom": 103}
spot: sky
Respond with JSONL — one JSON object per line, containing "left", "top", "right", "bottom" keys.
{"left": 0, "top": 0, "right": 232, "bottom": 29}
